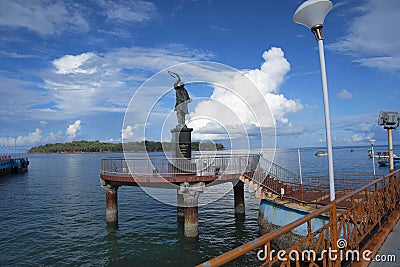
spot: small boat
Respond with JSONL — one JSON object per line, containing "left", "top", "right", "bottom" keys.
{"left": 378, "top": 159, "right": 400, "bottom": 168}
{"left": 368, "top": 150, "right": 399, "bottom": 159}
{"left": 315, "top": 151, "right": 328, "bottom": 156}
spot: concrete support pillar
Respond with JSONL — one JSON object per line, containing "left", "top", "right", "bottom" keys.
{"left": 233, "top": 180, "right": 245, "bottom": 214}
{"left": 177, "top": 189, "right": 184, "bottom": 221}
{"left": 101, "top": 181, "right": 119, "bottom": 228}
{"left": 179, "top": 182, "right": 205, "bottom": 238}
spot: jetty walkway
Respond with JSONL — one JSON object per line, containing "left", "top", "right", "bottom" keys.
{"left": 0, "top": 156, "right": 29, "bottom": 176}
{"left": 99, "top": 154, "right": 400, "bottom": 265}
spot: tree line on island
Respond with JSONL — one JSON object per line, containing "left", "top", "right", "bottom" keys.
{"left": 28, "top": 140, "right": 225, "bottom": 154}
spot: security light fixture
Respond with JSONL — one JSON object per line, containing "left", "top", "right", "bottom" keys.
{"left": 378, "top": 110, "right": 399, "bottom": 129}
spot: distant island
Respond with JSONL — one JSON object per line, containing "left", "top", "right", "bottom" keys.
{"left": 28, "top": 140, "right": 225, "bottom": 154}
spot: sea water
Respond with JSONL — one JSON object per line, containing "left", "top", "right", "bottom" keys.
{"left": 0, "top": 146, "right": 395, "bottom": 266}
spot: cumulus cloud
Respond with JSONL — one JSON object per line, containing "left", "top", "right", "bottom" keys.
{"left": 0, "top": 128, "right": 64, "bottom": 148}
{"left": 329, "top": 0, "right": 400, "bottom": 71}
{"left": 53, "top": 53, "right": 97, "bottom": 75}
{"left": 337, "top": 89, "right": 353, "bottom": 99}
{"left": 66, "top": 120, "right": 81, "bottom": 139}
{"left": 121, "top": 124, "right": 147, "bottom": 143}
{"left": 188, "top": 47, "right": 303, "bottom": 140}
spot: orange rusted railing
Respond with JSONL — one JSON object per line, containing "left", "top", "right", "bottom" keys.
{"left": 244, "top": 158, "right": 383, "bottom": 206}
{"left": 196, "top": 169, "right": 400, "bottom": 267}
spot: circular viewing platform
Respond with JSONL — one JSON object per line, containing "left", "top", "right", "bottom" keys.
{"left": 99, "top": 154, "right": 258, "bottom": 187}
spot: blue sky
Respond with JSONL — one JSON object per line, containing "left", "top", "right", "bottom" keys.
{"left": 0, "top": 0, "right": 399, "bottom": 151}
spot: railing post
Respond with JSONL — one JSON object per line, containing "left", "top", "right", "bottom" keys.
{"left": 300, "top": 184, "right": 304, "bottom": 202}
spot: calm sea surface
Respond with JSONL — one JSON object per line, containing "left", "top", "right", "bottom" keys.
{"left": 0, "top": 146, "right": 396, "bottom": 266}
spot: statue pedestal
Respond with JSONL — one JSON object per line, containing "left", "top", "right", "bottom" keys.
{"left": 169, "top": 126, "right": 195, "bottom": 175}
{"left": 171, "top": 126, "right": 193, "bottom": 159}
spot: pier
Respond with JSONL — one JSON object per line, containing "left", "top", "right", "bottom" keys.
{"left": 99, "top": 154, "right": 253, "bottom": 237}
{"left": 0, "top": 156, "right": 29, "bottom": 176}
{"left": 99, "top": 152, "right": 400, "bottom": 265}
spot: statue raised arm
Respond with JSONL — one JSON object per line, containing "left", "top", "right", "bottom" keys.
{"left": 168, "top": 71, "right": 191, "bottom": 127}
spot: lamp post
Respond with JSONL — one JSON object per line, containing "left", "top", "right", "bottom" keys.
{"left": 378, "top": 110, "right": 399, "bottom": 173}
{"left": 369, "top": 139, "right": 376, "bottom": 176}
{"left": 293, "top": 0, "right": 335, "bottom": 201}
{"left": 293, "top": 0, "right": 338, "bottom": 255}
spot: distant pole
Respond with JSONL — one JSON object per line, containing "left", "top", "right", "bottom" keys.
{"left": 388, "top": 129, "right": 394, "bottom": 173}
{"left": 297, "top": 148, "right": 303, "bottom": 184}
{"left": 369, "top": 139, "right": 376, "bottom": 176}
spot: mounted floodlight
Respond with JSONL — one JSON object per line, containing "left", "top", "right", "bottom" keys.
{"left": 293, "top": 0, "right": 333, "bottom": 40}
{"left": 378, "top": 110, "right": 399, "bottom": 129}
{"left": 378, "top": 110, "right": 398, "bottom": 172}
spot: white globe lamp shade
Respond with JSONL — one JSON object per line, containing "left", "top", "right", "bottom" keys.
{"left": 293, "top": 0, "right": 333, "bottom": 29}
{"left": 369, "top": 139, "right": 376, "bottom": 146}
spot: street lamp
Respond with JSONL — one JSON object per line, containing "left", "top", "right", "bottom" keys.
{"left": 378, "top": 110, "right": 399, "bottom": 172}
{"left": 369, "top": 139, "right": 376, "bottom": 176}
{"left": 293, "top": 0, "right": 335, "bottom": 202}
{"left": 293, "top": 0, "right": 338, "bottom": 253}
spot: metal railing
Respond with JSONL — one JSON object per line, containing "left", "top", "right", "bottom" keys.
{"left": 196, "top": 169, "right": 400, "bottom": 267}
{"left": 244, "top": 156, "right": 382, "bottom": 204}
{"left": 100, "top": 154, "right": 262, "bottom": 177}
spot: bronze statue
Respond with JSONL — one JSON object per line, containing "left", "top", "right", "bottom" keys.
{"left": 168, "top": 71, "right": 191, "bottom": 127}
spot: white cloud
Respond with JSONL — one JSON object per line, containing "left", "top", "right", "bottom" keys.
{"left": 0, "top": 0, "right": 89, "bottom": 36}
{"left": 337, "top": 89, "right": 353, "bottom": 99}
{"left": 329, "top": 0, "right": 400, "bottom": 71}
{"left": 43, "top": 46, "right": 214, "bottom": 117}
{"left": 351, "top": 133, "right": 373, "bottom": 142}
{"left": 66, "top": 120, "right": 81, "bottom": 139}
{"left": 354, "top": 57, "right": 400, "bottom": 71}
{"left": 277, "top": 123, "right": 305, "bottom": 136}
{"left": 122, "top": 124, "right": 145, "bottom": 142}
{"left": 356, "top": 122, "right": 373, "bottom": 133}
{"left": 40, "top": 120, "right": 47, "bottom": 126}
{"left": 0, "top": 128, "right": 64, "bottom": 148}
{"left": 103, "top": 0, "right": 156, "bottom": 23}
{"left": 187, "top": 47, "right": 303, "bottom": 140}
{"left": 53, "top": 53, "right": 97, "bottom": 75}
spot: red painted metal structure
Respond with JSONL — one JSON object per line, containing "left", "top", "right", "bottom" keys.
{"left": 196, "top": 169, "right": 400, "bottom": 267}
